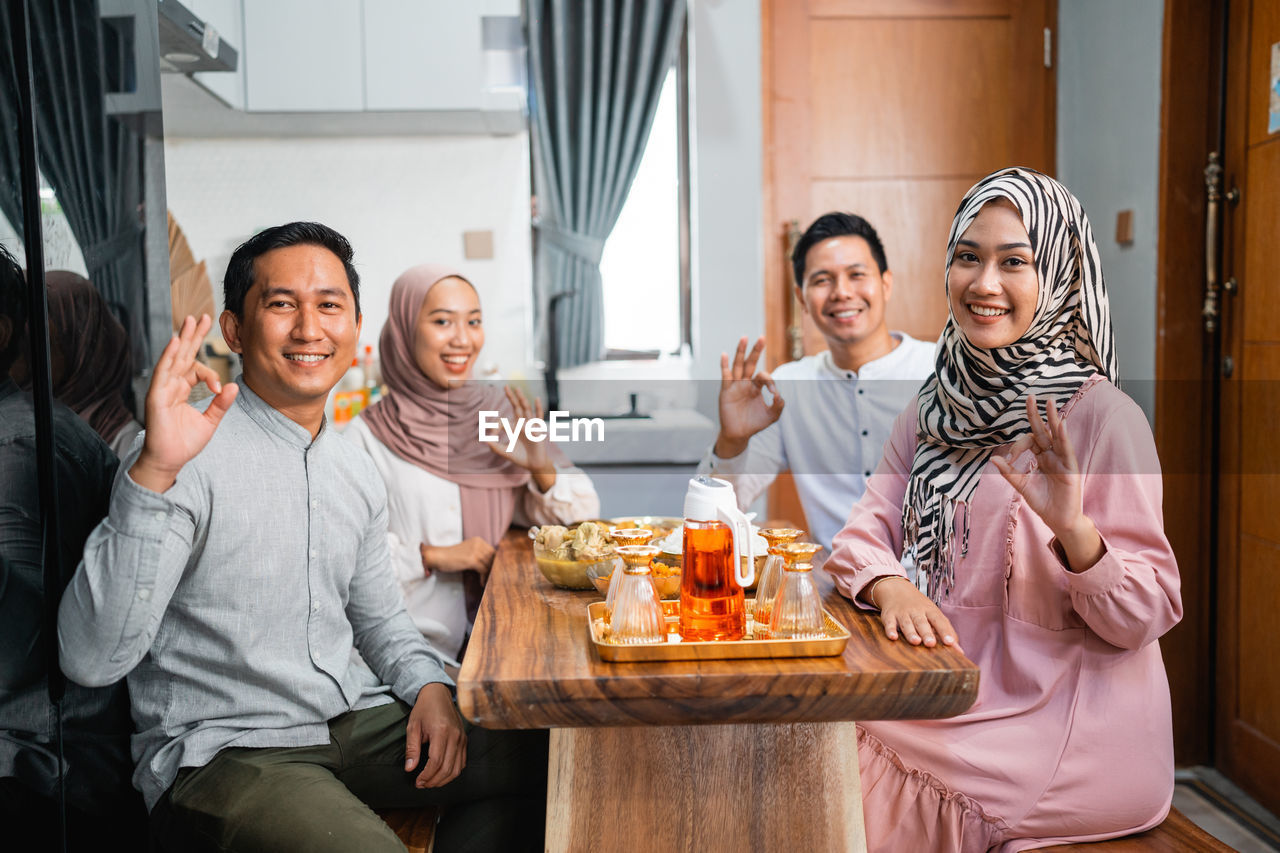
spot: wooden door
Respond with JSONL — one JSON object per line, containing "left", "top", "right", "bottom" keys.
{"left": 1216, "top": 0, "right": 1280, "bottom": 815}
{"left": 762, "top": 0, "right": 1057, "bottom": 530}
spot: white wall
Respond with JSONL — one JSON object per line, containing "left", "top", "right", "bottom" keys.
{"left": 1057, "top": 0, "right": 1164, "bottom": 420}
{"left": 162, "top": 133, "right": 533, "bottom": 377}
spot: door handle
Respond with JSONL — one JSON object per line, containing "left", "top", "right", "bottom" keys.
{"left": 1203, "top": 153, "right": 1222, "bottom": 334}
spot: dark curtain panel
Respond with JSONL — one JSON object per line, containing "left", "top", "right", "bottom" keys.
{"left": 528, "top": 0, "right": 686, "bottom": 369}
{"left": 0, "top": 0, "right": 148, "bottom": 366}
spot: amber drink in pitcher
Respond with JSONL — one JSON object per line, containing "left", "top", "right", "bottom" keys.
{"left": 679, "top": 477, "right": 755, "bottom": 641}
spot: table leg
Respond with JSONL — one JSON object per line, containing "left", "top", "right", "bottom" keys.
{"left": 546, "top": 720, "right": 865, "bottom": 853}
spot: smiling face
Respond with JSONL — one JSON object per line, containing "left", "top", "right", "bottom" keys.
{"left": 220, "top": 243, "right": 361, "bottom": 431}
{"left": 947, "top": 199, "right": 1040, "bottom": 350}
{"left": 413, "top": 276, "right": 484, "bottom": 389}
{"left": 797, "top": 234, "right": 893, "bottom": 352}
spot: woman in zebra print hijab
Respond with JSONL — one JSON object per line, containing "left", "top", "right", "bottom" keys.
{"left": 827, "top": 168, "right": 1180, "bottom": 851}
{"left": 904, "top": 166, "right": 1119, "bottom": 606}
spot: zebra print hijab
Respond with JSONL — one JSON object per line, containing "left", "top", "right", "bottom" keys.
{"left": 903, "top": 167, "right": 1119, "bottom": 602}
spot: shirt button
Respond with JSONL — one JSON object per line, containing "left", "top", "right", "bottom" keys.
{"left": 861, "top": 429, "right": 868, "bottom": 436}
{"left": 153, "top": 511, "right": 165, "bottom": 522}
{"left": 311, "top": 601, "right": 320, "bottom": 613}
{"left": 311, "top": 499, "right": 319, "bottom": 509}
{"left": 138, "top": 588, "right": 152, "bottom": 601}
{"left": 857, "top": 389, "right": 864, "bottom": 395}
{"left": 309, "top": 549, "right": 317, "bottom": 559}
{"left": 863, "top": 471, "right": 871, "bottom": 477}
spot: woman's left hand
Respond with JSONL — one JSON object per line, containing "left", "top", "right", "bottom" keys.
{"left": 991, "top": 393, "right": 1105, "bottom": 571}
{"left": 487, "top": 385, "right": 557, "bottom": 491}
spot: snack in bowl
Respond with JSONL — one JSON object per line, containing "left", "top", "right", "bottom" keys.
{"left": 531, "top": 521, "right": 615, "bottom": 589}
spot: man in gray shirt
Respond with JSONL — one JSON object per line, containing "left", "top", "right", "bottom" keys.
{"left": 58, "top": 222, "right": 544, "bottom": 852}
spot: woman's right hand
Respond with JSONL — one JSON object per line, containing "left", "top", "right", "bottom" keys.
{"left": 419, "top": 538, "right": 495, "bottom": 580}
{"left": 866, "top": 576, "right": 963, "bottom": 652}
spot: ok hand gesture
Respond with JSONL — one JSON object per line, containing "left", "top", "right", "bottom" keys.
{"left": 715, "top": 336, "right": 785, "bottom": 459}
{"left": 130, "top": 315, "right": 238, "bottom": 494}
{"left": 990, "top": 393, "right": 1105, "bottom": 571}
{"left": 486, "top": 385, "right": 556, "bottom": 492}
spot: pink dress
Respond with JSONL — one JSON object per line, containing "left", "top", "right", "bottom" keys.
{"left": 826, "top": 377, "right": 1181, "bottom": 852}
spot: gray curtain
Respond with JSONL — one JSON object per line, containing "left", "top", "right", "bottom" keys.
{"left": 0, "top": 0, "right": 149, "bottom": 365}
{"left": 528, "top": 0, "right": 686, "bottom": 369}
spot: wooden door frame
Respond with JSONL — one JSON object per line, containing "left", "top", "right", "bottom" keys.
{"left": 1153, "top": 0, "right": 1226, "bottom": 768}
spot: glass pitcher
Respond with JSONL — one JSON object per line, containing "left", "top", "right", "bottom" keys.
{"left": 767, "top": 542, "right": 826, "bottom": 640}
{"left": 608, "top": 544, "right": 666, "bottom": 645}
{"left": 678, "top": 477, "right": 755, "bottom": 641}
{"left": 751, "top": 528, "right": 804, "bottom": 631}
{"left": 603, "top": 527, "right": 655, "bottom": 616}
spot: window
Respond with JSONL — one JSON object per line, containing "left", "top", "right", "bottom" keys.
{"left": 599, "top": 32, "right": 690, "bottom": 358}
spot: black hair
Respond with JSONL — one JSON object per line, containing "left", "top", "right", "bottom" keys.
{"left": 0, "top": 243, "right": 27, "bottom": 374}
{"left": 223, "top": 221, "right": 361, "bottom": 318}
{"left": 791, "top": 212, "right": 889, "bottom": 286}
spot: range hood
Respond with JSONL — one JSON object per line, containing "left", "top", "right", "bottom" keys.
{"left": 157, "top": 0, "right": 237, "bottom": 73}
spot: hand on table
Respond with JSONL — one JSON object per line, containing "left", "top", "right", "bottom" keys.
{"left": 404, "top": 682, "right": 467, "bottom": 788}
{"left": 420, "top": 538, "right": 496, "bottom": 581}
{"left": 865, "top": 576, "right": 963, "bottom": 654}
{"left": 130, "top": 315, "right": 238, "bottom": 494}
{"left": 714, "top": 336, "right": 784, "bottom": 459}
{"left": 990, "top": 393, "right": 1105, "bottom": 572}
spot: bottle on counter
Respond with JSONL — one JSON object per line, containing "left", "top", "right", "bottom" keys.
{"left": 362, "top": 344, "right": 380, "bottom": 405}
{"left": 332, "top": 357, "right": 365, "bottom": 427}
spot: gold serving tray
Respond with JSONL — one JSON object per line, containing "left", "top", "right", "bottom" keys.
{"left": 588, "top": 599, "right": 850, "bottom": 662}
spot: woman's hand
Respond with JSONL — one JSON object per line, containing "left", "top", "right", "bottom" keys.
{"left": 486, "top": 385, "right": 556, "bottom": 492}
{"left": 420, "top": 538, "right": 496, "bottom": 580}
{"left": 865, "top": 576, "right": 963, "bottom": 652}
{"left": 990, "top": 393, "right": 1105, "bottom": 571}
{"left": 130, "top": 315, "right": 238, "bottom": 493}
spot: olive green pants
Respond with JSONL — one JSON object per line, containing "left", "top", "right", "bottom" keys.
{"left": 150, "top": 700, "right": 547, "bottom": 853}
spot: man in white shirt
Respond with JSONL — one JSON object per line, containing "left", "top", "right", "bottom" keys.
{"left": 702, "top": 212, "right": 936, "bottom": 551}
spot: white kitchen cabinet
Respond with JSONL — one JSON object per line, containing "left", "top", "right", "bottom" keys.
{"left": 363, "top": 0, "right": 483, "bottom": 111}
{"left": 243, "top": 0, "right": 364, "bottom": 112}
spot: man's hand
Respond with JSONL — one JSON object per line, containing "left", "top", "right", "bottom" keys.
{"left": 419, "top": 538, "right": 496, "bottom": 580}
{"left": 714, "top": 336, "right": 784, "bottom": 459}
{"left": 404, "top": 682, "right": 466, "bottom": 788}
{"left": 130, "top": 315, "right": 238, "bottom": 494}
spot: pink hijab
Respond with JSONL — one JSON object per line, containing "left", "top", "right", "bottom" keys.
{"left": 361, "top": 265, "right": 530, "bottom": 614}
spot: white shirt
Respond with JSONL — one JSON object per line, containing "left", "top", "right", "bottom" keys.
{"left": 344, "top": 416, "right": 600, "bottom": 662}
{"left": 701, "top": 332, "right": 936, "bottom": 552}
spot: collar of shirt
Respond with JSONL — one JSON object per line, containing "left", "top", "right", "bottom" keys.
{"left": 817, "top": 332, "right": 923, "bottom": 381}
{"left": 232, "top": 374, "right": 327, "bottom": 451}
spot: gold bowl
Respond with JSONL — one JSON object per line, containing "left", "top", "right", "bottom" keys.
{"left": 533, "top": 542, "right": 613, "bottom": 590}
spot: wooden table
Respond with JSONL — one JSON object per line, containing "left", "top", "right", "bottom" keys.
{"left": 457, "top": 530, "right": 979, "bottom": 853}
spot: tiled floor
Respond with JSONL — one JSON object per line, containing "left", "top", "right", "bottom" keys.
{"left": 1174, "top": 768, "right": 1280, "bottom": 851}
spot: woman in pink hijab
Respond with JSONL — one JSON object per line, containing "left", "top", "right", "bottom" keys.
{"left": 345, "top": 264, "right": 599, "bottom": 664}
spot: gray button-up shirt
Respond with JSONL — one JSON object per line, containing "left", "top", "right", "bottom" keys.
{"left": 57, "top": 380, "right": 450, "bottom": 810}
